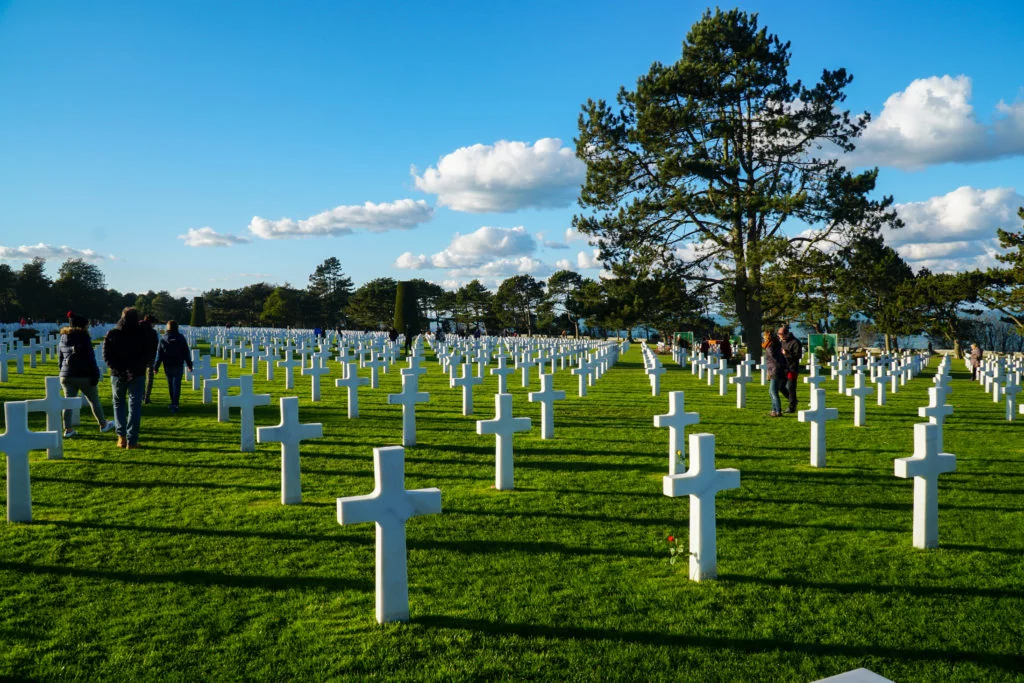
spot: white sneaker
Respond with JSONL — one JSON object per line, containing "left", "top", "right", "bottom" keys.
{"left": 100, "top": 421, "right": 115, "bottom": 433}
{"left": 64, "top": 429, "right": 77, "bottom": 438}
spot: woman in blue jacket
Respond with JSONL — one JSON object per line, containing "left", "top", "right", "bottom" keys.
{"left": 153, "top": 320, "right": 194, "bottom": 413}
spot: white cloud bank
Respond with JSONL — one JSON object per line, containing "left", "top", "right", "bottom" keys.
{"left": 179, "top": 227, "right": 250, "bottom": 247}
{"left": 395, "top": 226, "right": 537, "bottom": 270}
{"left": 248, "top": 199, "right": 433, "bottom": 240}
{"left": 853, "top": 75, "right": 1024, "bottom": 169}
{"left": 890, "top": 185, "right": 1023, "bottom": 272}
{"left": 412, "top": 138, "right": 585, "bottom": 212}
{"left": 0, "top": 243, "right": 106, "bottom": 261}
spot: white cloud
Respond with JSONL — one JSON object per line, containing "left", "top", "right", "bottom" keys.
{"left": 555, "top": 258, "right": 574, "bottom": 271}
{"left": 179, "top": 227, "right": 250, "bottom": 248}
{"left": 248, "top": 199, "right": 433, "bottom": 240}
{"left": 412, "top": 138, "right": 585, "bottom": 212}
{"left": 396, "top": 225, "right": 537, "bottom": 271}
{"left": 890, "top": 185, "right": 1023, "bottom": 272}
{"left": 576, "top": 249, "right": 603, "bottom": 269}
{"left": 853, "top": 75, "right": 1024, "bottom": 169}
{"left": 172, "top": 286, "right": 205, "bottom": 298}
{"left": 0, "top": 243, "right": 106, "bottom": 261}
{"left": 563, "top": 227, "right": 592, "bottom": 244}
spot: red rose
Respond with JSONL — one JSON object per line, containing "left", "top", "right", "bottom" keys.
{"left": 667, "top": 536, "right": 674, "bottom": 542}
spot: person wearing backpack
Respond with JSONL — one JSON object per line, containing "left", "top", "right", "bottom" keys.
{"left": 103, "top": 307, "right": 149, "bottom": 449}
{"left": 58, "top": 313, "right": 115, "bottom": 437}
{"left": 153, "top": 320, "right": 194, "bottom": 413}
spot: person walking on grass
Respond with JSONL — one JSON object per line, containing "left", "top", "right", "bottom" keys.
{"left": 153, "top": 320, "right": 193, "bottom": 413}
{"left": 762, "top": 329, "right": 787, "bottom": 417}
{"left": 58, "top": 312, "right": 115, "bottom": 438}
{"left": 969, "top": 342, "right": 982, "bottom": 380}
{"left": 141, "top": 314, "right": 160, "bottom": 404}
{"left": 778, "top": 325, "right": 803, "bottom": 413}
{"left": 103, "top": 307, "right": 149, "bottom": 449}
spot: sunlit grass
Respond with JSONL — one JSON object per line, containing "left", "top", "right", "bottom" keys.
{"left": 1, "top": 344, "right": 1021, "bottom": 681}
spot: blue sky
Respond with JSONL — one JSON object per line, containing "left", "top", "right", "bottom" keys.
{"left": 2, "top": 0, "right": 1022, "bottom": 299}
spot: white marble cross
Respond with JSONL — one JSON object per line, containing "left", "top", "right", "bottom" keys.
{"left": 1004, "top": 376, "right": 1021, "bottom": 421}
{"left": 647, "top": 359, "right": 666, "bottom": 397}
{"left": 528, "top": 373, "right": 566, "bottom": 439}
{"left": 25, "top": 376, "right": 82, "bottom": 460}
{"left": 364, "top": 354, "right": 385, "bottom": 389}
{"left": 918, "top": 386, "right": 953, "bottom": 451}
{"left": 335, "top": 362, "right": 369, "bottom": 418}
{"left": 477, "top": 393, "right": 532, "bottom": 491}
{"left": 1, "top": 400, "right": 59, "bottom": 522}
{"left": 277, "top": 353, "right": 302, "bottom": 390}
{"left": 654, "top": 391, "right": 700, "bottom": 476}
{"left": 729, "top": 365, "right": 753, "bottom": 409}
{"left": 337, "top": 446, "right": 441, "bottom": 623}
{"left": 257, "top": 396, "right": 324, "bottom": 504}
{"left": 388, "top": 373, "right": 430, "bottom": 447}
{"left": 301, "top": 355, "right": 331, "bottom": 402}
{"left": 571, "top": 360, "right": 589, "bottom": 397}
{"left": 662, "top": 433, "right": 740, "bottom": 581}
{"left": 451, "top": 363, "right": 483, "bottom": 416}
{"left": 516, "top": 353, "right": 536, "bottom": 388}
{"left": 799, "top": 387, "right": 838, "bottom": 468}
{"left": 223, "top": 374, "right": 271, "bottom": 452}
{"left": 489, "top": 355, "right": 515, "bottom": 394}
{"left": 873, "top": 368, "right": 891, "bottom": 406}
{"left": 206, "top": 363, "right": 241, "bottom": 422}
{"left": 894, "top": 422, "right": 956, "bottom": 549}
{"left": 713, "top": 360, "right": 732, "bottom": 397}
{"left": 845, "top": 372, "right": 874, "bottom": 427}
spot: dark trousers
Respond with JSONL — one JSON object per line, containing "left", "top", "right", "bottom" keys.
{"left": 144, "top": 366, "right": 156, "bottom": 403}
{"left": 166, "top": 370, "right": 184, "bottom": 409}
{"left": 778, "top": 373, "right": 798, "bottom": 411}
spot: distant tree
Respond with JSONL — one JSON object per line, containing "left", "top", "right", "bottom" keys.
{"left": 493, "top": 275, "right": 545, "bottom": 335}
{"left": 835, "top": 236, "right": 920, "bottom": 352}
{"left": 574, "top": 8, "right": 899, "bottom": 358}
{"left": 346, "top": 278, "right": 397, "bottom": 330}
{"left": 191, "top": 297, "right": 207, "bottom": 326}
{"left": 53, "top": 258, "right": 106, "bottom": 321}
{"left": 408, "top": 278, "right": 445, "bottom": 332}
{"left": 541, "top": 270, "right": 585, "bottom": 336}
{"left": 759, "top": 247, "right": 840, "bottom": 333}
{"left": 981, "top": 206, "right": 1024, "bottom": 334}
{"left": 260, "top": 286, "right": 302, "bottom": 327}
{"left": 16, "top": 258, "right": 54, "bottom": 320}
{"left": 916, "top": 269, "right": 987, "bottom": 358}
{"left": 0, "top": 264, "right": 20, "bottom": 321}
{"left": 307, "top": 257, "right": 354, "bottom": 328}
{"left": 150, "top": 291, "right": 177, "bottom": 321}
{"left": 455, "top": 280, "right": 495, "bottom": 332}
{"left": 393, "top": 280, "right": 421, "bottom": 338}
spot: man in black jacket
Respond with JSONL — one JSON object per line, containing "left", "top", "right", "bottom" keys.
{"left": 778, "top": 325, "right": 803, "bottom": 414}
{"left": 103, "top": 307, "right": 149, "bottom": 448}
{"left": 141, "top": 314, "right": 160, "bottom": 404}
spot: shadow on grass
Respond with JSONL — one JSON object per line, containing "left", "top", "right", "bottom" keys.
{"left": 719, "top": 572, "right": 1024, "bottom": 600}
{"left": 34, "top": 476, "right": 276, "bottom": 492}
{"left": 85, "top": 457, "right": 276, "bottom": 472}
{"left": 0, "top": 560, "right": 371, "bottom": 593}
{"left": 43, "top": 519, "right": 352, "bottom": 545}
{"left": 416, "top": 615, "right": 1023, "bottom": 673}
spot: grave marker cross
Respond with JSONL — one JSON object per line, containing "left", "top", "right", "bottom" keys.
{"left": 1, "top": 401, "right": 59, "bottom": 522}
{"left": 798, "top": 387, "right": 838, "bottom": 467}
{"left": 222, "top": 374, "right": 272, "bottom": 452}
{"left": 257, "top": 397, "right": 324, "bottom": 504}
{"left": 335, "top": 362, "right": 369, "bottom": 418}
{"left": 337, "top": 446, "right": 441, "bottom": 623}
{"left": 662, "top": 433, "right": 740, "bottom": 581}
{"left": 528, "top": 373, "right": 566, "bottom": 439}
{"left": 25, "top": 375, "right": 82, "bottom": 460}
{"left": 387, "top": 373, "right": 430, "bottom": 447}
{"left": 476, "top": 393, "right": 531, "bottom": 491}
{"left": 894, "top": 422, "right": 956, "bottom": 549}
{"left": 653, "top": 391, "right": 700, "bottom": 476}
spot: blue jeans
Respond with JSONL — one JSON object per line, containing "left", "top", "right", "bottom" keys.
{"left": 111, "top": 374, "right": 145, "bottom": 444}
{"left": 165, "top": 369, "right": 183, "bottom": 408}
{"left": 768, "top": 378, "right": 782, "bottom": 414}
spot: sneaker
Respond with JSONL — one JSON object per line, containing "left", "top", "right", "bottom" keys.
{"left": 100, "top": 421, "right": 115, "bottom": 433}
{"left": 126, "top": 443, "right": 140, "bottom": 450}
{"left": 63, "top": 429, "right": 77, "bottom": 438}
{"left": 785, "top": 408, "right": 796, "bottom": 414}
{"left": 117, "top": 435, "right": 127, "bottom": 448}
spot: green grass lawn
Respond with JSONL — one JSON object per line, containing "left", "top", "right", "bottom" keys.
{"left": 1, "top": 344, "right": 1022, "bottom": 681}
